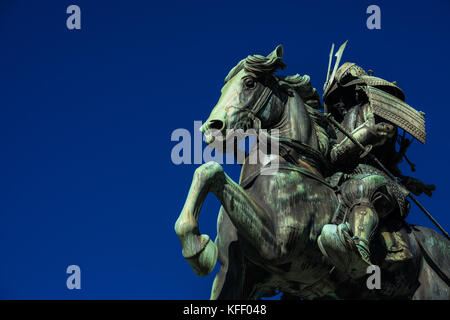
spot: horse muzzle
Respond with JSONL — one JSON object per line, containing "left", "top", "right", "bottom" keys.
{"left": 200, "top": 119, "right": 225, "bottom": 145}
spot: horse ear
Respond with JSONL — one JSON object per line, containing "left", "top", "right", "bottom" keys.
{"left": 267, "top": 45, "right": 283, "bottom": 60}
{"left": 266, "top": 45, "right": 286, "bottom": 72}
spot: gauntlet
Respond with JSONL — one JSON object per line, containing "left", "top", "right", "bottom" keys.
{"left": 331, "top": 120, "right": 395, "bottom": 166}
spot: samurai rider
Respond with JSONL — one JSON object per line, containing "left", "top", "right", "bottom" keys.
{"left": 317, "top": 42, "right": 435, "bottom": 278}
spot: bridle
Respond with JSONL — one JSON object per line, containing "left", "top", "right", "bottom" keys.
{"left": 228, "top": 77, "right": 277, "bottom": 128}
{"left": 229, "top": 78, "right": 330, "bottom": 175}
{"left": 248, "top": 82, "right": 275, "bottom": 117}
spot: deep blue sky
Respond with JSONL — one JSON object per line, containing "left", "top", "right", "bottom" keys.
{"left": 0, "top": 0, "right": 449, "bottom": 299}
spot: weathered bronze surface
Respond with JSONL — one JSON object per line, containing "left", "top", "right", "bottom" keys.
{"left": 365, "top": 86, "right": 426, "bottom": 143}
{"left": 174, "top": 44, "right": 450, "bottom": 300}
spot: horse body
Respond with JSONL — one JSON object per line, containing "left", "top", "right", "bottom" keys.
{"left": 174, "top": 45, "right": 449, "bottom": 300}
{"left": 211, "top": 158, "right": 339, "bottom": 299}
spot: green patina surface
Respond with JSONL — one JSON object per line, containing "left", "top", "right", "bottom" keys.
{"left": 175, "top": 44, "right": 449, "bottom": 300}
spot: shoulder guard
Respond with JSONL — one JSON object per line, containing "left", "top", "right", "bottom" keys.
{"left": 363, "top": 86, "right": 426, "bottom": 143}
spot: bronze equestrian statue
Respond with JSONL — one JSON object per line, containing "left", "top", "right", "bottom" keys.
{"left": 175, "top": 44, "right": 450, "bottom": 299}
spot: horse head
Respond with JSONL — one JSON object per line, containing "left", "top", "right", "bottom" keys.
{"left": 200, "top": 45, "right": 287, "bottom": 147}
{"left": 200, "top": 45, "right": 325, "bottom": 168}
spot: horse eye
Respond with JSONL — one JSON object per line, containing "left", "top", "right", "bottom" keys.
{"left": 244, "top": 78, "right": 255, "bottom": 89}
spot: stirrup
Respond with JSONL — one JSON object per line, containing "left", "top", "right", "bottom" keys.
{"left": 353, "top": 238, "right": 372, "bottom": 265}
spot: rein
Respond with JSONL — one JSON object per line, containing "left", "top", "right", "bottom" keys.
{"left": 239, "top": 162, "right": 333, "bottom": 190}
{"left": 230, "top": 80, "right": 274, "bottom": 124}
{"left": 250, "top": 84, "right": 274, "bottom": 116}
{"left": 237, "top": 81, "right": 332, "bottom": 189}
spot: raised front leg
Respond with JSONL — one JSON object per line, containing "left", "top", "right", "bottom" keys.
{"left": 175, "top": 161, "right": 279, "bottom": 277}
{"left": 174, "top": 162, "right": 220, "bottom": 276}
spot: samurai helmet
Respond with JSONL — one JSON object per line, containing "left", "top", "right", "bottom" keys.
{"left": 322, "top": 42, "right": 405, "bottom": 116}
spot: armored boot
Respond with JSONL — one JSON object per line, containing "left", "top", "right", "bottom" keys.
{"left": 347, "top": 205, "right": 379, "bottom": 267}
{"left": 318, "top": 205, "right": 379, "bottom": 278}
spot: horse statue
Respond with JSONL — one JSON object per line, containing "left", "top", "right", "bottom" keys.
{"left": 174, "top": 45, "right": 450, "bottom": 299}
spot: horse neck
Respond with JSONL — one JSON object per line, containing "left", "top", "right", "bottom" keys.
{"left": 240, "top": 90, "right": 323, "bottom": 182}
{"left": 271, "top": 91, "right": 319, "bottom": 150}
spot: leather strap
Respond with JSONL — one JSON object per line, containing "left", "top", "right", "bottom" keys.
{"left": 251, "top": 85, "right": 273, "bottom": 115}
{"left": 240, "top": 163, "right": 334, "bottom": 190}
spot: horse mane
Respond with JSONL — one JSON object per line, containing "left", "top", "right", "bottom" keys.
{"left": 277, "top": 74, "right": 336, "bottom": 150}
{"left": 224, "top": 53, "right": 331, "bottom": 139}
{"left": 277, "top": 74, "right": 321, "bottom": 109}
{"left": 225, "top": 52, "right": 286, "bottom": 83}
{"left": 277, "top": 74, "right": 331, "bottom": 129}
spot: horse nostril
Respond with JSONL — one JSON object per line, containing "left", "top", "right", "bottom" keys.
{"left": 208, "top": 120, "right": 224, "bottom": 131}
